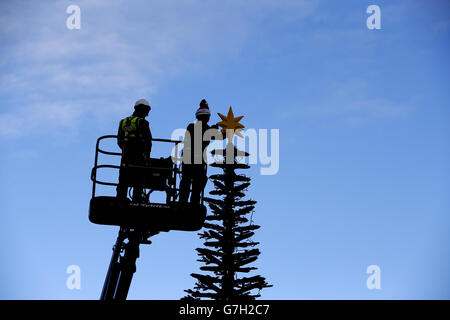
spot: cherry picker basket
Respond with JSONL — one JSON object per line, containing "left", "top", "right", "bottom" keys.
{"left": 89, "top": 135, "right": 206, "bottom": 232}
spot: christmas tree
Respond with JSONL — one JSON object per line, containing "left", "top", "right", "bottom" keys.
{"left": 185, "top": 107, "right": 271, "bottom": 300}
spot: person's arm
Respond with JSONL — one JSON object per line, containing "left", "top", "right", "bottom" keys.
{"left": 182, "top": 123, "right": 194, "bottom": 164}
{"left": 117, "top": 119, "right": 124, "bottom": 149}
{"left": 141, "top": 119, "right": 152, "bottom": 158}
{"left": 209, "top": 124, "right": 226, "bottom": 140}
{"left": 148, "top": 126, "right": 152, "bottom": 156}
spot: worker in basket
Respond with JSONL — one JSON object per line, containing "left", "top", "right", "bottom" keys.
{"left": 116, "top": 99, "right": 152, "bottom": 202}
{"left": 179, "top": 99, "right": 224, "bottom": 205}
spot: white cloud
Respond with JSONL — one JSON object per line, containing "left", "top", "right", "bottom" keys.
{"left": 0, "top": 0, "right": 318, "bottom": 137}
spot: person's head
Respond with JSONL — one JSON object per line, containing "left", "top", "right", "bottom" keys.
{"left": 133, "top": 98, "right": 151, "bottom": 117}
{"left": 195, "top": 99, "right": 210, "bottom": 123}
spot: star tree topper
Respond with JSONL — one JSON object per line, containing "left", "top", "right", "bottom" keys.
{"left": 216, "top": 106, "right": 245, "bottom": 141}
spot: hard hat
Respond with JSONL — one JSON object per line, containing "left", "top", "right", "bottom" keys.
{"left": 195, "top": 99, "right": 210, "bottom": 117}
{"left": 134, "top": 98, "right": 151, "bottom": 111}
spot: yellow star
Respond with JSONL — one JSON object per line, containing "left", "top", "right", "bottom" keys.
{"left": 216, "top": 106, "right": 245, "bottom": 139}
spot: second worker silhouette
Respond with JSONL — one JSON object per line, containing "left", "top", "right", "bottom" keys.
{"left": 179, "top": 99, "right": 223, "bottom": 204}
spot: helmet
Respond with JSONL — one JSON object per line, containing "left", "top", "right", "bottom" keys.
{"left": 134, "top": 98, "right": 151, "bottom": 111}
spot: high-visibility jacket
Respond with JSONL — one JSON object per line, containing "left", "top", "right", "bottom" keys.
{"left": 120, "top": 116, "right": 143, "bottom": 138}
{"left": 117, "top": 115, "right": 152, "bottom": 158}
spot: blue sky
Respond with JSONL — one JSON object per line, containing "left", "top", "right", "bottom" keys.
{"left": 0, "top": 0, "right": 449, "bottom": 299}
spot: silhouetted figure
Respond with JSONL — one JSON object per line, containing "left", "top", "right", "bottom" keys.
{"left": 116, "top": 99, "right": 152, "bottom": 202}
{"left": 179, "top": 99, "right": 222, "bottom": 204}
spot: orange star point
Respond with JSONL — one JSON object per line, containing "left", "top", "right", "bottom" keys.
{"left": 216, "top": 106, "right": 245, "bottom": 139}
